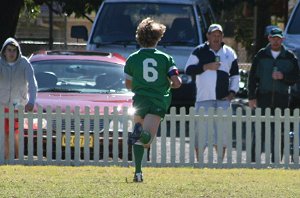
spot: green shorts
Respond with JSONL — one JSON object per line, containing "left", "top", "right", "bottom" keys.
{"left": 133, "top": 95, "right": 168, "bottom": 119}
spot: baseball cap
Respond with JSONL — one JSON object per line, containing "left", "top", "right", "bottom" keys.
{"left": 208, "top": 24, "right": 223, "bottom": 33}
{"left": 269, "top": 27, "right": 283, "bottom": 38}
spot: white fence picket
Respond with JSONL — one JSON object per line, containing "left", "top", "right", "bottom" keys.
{"left": 292, "top": 109, "right": 300, "bottom": 164}
{"left": 65, "top": 106, "right": 72, "bottom": 165}
{"left": 93, "top": 106, "right": 100, "bottom": 163}
{"left": 18, "top": 106, "right": 25, "bottom": 164}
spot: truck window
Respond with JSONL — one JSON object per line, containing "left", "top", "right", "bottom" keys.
{"left": 90, "top": 3, "right": 199, "bottom": 46}
{"left": 286, "top": 3, "right": 300, "bottom": 34}
{"left": 196, "top": 4, "right": 215, "bottom": 42}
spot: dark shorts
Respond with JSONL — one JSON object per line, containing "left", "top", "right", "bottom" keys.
{"left": 133, "top": 95, "right": 167, "bottom": 119}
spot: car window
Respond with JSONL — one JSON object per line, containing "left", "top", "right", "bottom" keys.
{"left": 91, "top": 2, "right": 198, "bottom": 46}
{"left": 32, "top": 60, "right": 129, "bottom": 93}
{"left": 287, "top": 3, "right": 300, "bottom": 34}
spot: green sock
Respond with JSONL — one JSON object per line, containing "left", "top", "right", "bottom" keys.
{"left": 133, "top": 144, "right": 144, "bottom": 173}
{"left": 140, "top": 130, "right": 152, "bottom": 144}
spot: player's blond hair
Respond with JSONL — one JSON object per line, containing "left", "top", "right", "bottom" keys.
{"left": 136, "top": 17, "right": 166, "bottom": 48}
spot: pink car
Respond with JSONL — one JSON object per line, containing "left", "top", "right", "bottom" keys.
{"left": 26, "top": 50, "right": 134, "bottom": 160}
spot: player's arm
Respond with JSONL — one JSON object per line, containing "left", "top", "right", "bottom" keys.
{"left": 124, "top": 69, "right": 133, "bottom": 90}
{"left": 170, "top": 75, "right": 182, "bottom": 88}
{"left": 125, "top": 78, "right": 132, "bottom": 90}
{"left": 168, "top": 67, "right": 182, "bottom": 89}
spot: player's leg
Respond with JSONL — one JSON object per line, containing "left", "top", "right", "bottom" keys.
{"left": 131, "top": 115, "right": 145, "bottom": 182}
{"left": 133, "top": 114, "right": 160, "bottom": 182}
{"left": 128, "top": 95, "right": 147, "bottom": 146}
{"left": 142, "top": 114, "right": 161, "bottom": 148}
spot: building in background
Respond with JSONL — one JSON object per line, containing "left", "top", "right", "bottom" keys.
{"left": 15, "top": 4, "right": 94, "bottom": 56}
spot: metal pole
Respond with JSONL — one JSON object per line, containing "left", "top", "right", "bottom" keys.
{"left": 48, "top": 0, "right": 53, "bottom": 50}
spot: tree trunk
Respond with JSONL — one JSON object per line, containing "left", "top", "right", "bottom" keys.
{"left": 254, "top": 0, "right": 272, "bottom": 53}
{"left": 0, "top": 0, "right": 23, "bottom": 47}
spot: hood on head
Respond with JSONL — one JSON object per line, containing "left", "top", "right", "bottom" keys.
{"left": 1, "top": 37, "right": 22, "bottom": 60}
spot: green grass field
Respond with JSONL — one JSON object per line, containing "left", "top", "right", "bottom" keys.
{"left": 0, "top": 165, "right": 299, "bottom": 198}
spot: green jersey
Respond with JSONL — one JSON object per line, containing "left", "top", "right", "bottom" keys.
{"left": 124, "top": 48, "right": 178, "bottom": 110}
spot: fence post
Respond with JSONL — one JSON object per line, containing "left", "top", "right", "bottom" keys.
{"left": 265, "top": 108, "right": 271, "bottom": 164}
{"left": 226, "top": 108, "right": 233, "bottom": 166}
{"left": 0, "top": 105, "right": 4, "bottom": 164}
{"left": 103, "top": 107, "right": 110, "bottom": 164}
{"left": 65, "top": 106, "right": 72, "bottom": 164}
{"left": 188, "top": 107, "right": 195, "bottom": 164}
{"left": 84, "top": 106, "right": 91, "bottom": 164}
{"left": 235, "top": 107, "right": 243, "bottom": 164}
{"left": 284, "top": 108, "right": 291, "bottom": 166}
{"left": 46, "top": 106, "right": 54, "bottom": 163}
{"left": 254, "top": 108, "right": 262, "bottom": 165}
{"left": 18, "top": 105, "right": 25, "bottom": 163}
{"left": 216, "top": 108, "right": 224, "bottom": 165}
{"left": 37, "top": 106, "right": 44, "bottom": 163}
{"left": 197, "top": 107, "right": 206, "bottom": 165}
{"left": 56, "top": 106, "right": 62, "bottom": 163}
{"left": 207, "top": 108, "right": 214, "bottom": 164}
{"left": 292, "top": 109, "right": 300, "bottom": 164}
{"left": 245, "top": 107, "right": 252, "bottom": 164}
{"left": 274, "top": 108, "right": 281, "bottom": 164}
{"left": 8, "top": 105, "right": 16, "bottom": 163}
{"left": 170, "top": 107, "right": 176, "bottom": 166}
{"left": 93, "top": 106, "right": 100, "bottom": 163}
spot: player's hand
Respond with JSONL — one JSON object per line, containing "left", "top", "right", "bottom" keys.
{"left": 248, "top": 99, "right": 256, "bottom": 109}
{"left": 224, "top": 92, "right": 235, "bottom": 101}
{"left": 25, "top": 103, "right": 34, "bottom": 112}
{"left": 272, "top": 71, "right": 283, "bottom": 80}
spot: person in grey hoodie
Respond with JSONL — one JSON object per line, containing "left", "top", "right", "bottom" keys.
{"left": 0, "top": 37, "right": 37, "bottom": 159}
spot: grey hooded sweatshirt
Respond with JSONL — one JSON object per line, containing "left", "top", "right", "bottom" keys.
{"left": 0, "top": 37, "right": 37, "bottom": 107}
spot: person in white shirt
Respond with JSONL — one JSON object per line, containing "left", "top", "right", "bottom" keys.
{"left": 185, "top": 24, "right": 239, "bottom": 160}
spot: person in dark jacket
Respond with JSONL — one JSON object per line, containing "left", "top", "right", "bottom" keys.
{"left": 185, "top": 24, "right": 239, "bottom": 160}
{"left": 248, "top": 27, "right": 299, "bottom": 162}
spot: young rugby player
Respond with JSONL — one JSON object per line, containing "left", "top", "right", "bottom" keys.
{"left": 124, "top": 17, "right": 182, "bottom": 182}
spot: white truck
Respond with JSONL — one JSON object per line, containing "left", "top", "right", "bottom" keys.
{"left": 71, "top": 0, "right": 216, "bottom": 110}
{"left": 284, "top": 0, "right": 300, "bottom": 66}
{"left": 284, "top": 1, "right": 300, "bottom": 159}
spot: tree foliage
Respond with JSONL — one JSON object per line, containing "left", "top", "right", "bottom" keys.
{"left": 0, "top": 0, "right": 103, "bottom": 46}
{"left": 0, "top": 0, "right": 24, "bottom": 46}
{"left": 209, "top": 0, "right": 272, "bottom": 60}
{"left": 30, "top": 0, "right": 103, "bottom": 22}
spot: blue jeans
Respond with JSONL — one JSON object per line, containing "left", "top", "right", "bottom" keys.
{"left": 194, "top": 100, "right": 230, "bottom": 148}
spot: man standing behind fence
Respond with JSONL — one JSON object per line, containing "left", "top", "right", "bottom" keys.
{"left": 185, "top": 24, "right": 239, "bottom": 160}
{"left": 248, "top": 27, "right": 299, "bottom": 162}
{"left": 0, "top": 37, "right": 37, "bottom": 160}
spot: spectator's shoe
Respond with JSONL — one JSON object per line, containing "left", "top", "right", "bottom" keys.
{"left": 127, "top": 123, "right": 143, "bottom": 145}
{"left": 133, "top": 172, "right": 143, "bottom": 182}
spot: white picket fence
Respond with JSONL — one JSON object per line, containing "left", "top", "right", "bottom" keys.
{"left": 0, "top": 105, "right": 299, "bottom": 169}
